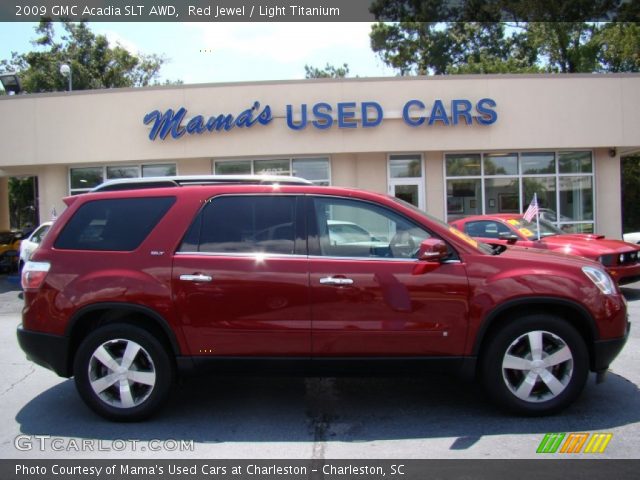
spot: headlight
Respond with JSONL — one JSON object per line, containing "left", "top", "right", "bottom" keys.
{"left": 582, "top": 266, "right": 616, "bottom": 295}
{"left": 598, "top": 254, "right": 615, "bottom": 267}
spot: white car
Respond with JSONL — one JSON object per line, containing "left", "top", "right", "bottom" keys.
{"left": 624, "top": 232, "right": 640, "bottom": 244}
{"left": 19, "top": 221, "right": 52, "bottom": 270}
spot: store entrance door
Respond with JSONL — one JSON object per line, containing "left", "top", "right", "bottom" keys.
{"left": 387, "top": 155, "right": 425, "bottom": 211}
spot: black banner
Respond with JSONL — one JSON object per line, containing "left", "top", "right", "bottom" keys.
{"left": 1, "top": 0, "right": 637, "bottom": 22}
{"left": 2, "top": 459, "right": 639, "bottom": 480}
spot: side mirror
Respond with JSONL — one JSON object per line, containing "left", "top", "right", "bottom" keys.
{"left": 498, "top": 232, "right": 519, "bottom": 244}
{"left": 418, "top": 238, "right": 449, "bottom": 262}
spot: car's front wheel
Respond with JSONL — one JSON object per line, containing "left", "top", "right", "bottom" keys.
{"left": 480, "top": 314, "right": 589, "bottom": 416}
{"left": 74, "top": 323, "right": 174, "bottom": 421}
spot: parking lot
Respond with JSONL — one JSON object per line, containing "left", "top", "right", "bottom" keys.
{"left": 1, "top": 273, "right": 639, "bottom": 460}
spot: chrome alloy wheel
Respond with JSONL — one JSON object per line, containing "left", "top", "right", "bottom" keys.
{"left": 501, "top": 330, "right": 574, "bottom": 403}
{"left": 88, "top": 339, "right": 156, "bottom": 409}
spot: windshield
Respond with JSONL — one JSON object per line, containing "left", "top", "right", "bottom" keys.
{"left": 505, "top": 217, "right": 563, "bottom": 240}
{"left": 389, "top": 196, "right": 495, "bottom": 254}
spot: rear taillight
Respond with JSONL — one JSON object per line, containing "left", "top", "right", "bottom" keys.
{"left": 21, "top": 261, "right": 51, "bottom": 290}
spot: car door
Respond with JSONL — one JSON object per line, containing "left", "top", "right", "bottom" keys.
{"left": 172, "top": 194, "right": 311, "bottom": 356}
{"left": 308, "top": 195, "right": 470, "bottom": 357}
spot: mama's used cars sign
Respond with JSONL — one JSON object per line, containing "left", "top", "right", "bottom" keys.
{"left": 143, "top": 98, "right": 497, "bottom": 141}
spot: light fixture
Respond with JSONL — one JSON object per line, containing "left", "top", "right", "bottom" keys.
{"left": 59, "top": 63, "right": 72, "bottom": 92}
{"left": 609, "top": 148, "right": 617, "bottom": 158}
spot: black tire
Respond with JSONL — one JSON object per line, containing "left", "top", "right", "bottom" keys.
{"left": 73, "top": 323, "right": 174, "bottom": 421}
{"left": 480, "top": 314, "right": 589, "bottom": 416}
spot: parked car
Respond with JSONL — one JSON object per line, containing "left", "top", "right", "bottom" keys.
{"left": 0, "top": 230, "right": 23, "bottom": 273}
{"left": 623, "top": 232, "right": 640, "bottom": 245}
{"left": 450, "top": 214, "right": 640, "bottom": 285}
{"left": 18, "top": 176, "right": 629, "bottom": 421}
{"left": 18, "top": 221, "right": 53, "bottom": 271}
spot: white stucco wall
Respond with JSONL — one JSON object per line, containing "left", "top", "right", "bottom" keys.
{"left": 0, "top": 74, "right": 638, "bottom": 233}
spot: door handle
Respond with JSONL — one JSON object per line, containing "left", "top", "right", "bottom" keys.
{"left": 179, "top": 274, "right": 213, "bottom": 282}
{"left": 319, "top": 276, "right": 354, "bottom": 286}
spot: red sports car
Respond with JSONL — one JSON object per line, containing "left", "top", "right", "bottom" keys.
{"left": 450, "top": 214, "right": 640, "bottom": 285}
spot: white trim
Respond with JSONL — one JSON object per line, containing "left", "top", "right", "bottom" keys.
{"left": 68, "top": 162, "right": 178, "bottom": 195}
{"left": 443, "top": 150, "right": 596, "bottom": 230}
{"left": 386, "top": 153, "right": 426, "bottom": 211}
{"left": 213, "top": 156, "right": 332, "bottom": 185}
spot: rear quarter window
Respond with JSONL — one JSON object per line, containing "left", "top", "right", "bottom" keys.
{"left": 54, "top": 197, "right": 175, "bottom": 251}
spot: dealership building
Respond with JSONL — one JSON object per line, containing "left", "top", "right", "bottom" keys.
{"left": 0, "top": 73, "right": 639, "bottom": 237}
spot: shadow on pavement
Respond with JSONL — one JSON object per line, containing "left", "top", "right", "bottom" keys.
{"left": 15, "top": 371, "right": 640, "bottom": 445}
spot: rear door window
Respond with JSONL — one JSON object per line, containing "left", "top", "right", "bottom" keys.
{"left": 54, "top": 197, "right": 175, "bottom": 251}
{"left": 179, "top": 195, "right": 300, "bottom": 255}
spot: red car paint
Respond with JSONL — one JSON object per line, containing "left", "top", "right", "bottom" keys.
{"left": 17, "top": 181, "right": 629, "bottom": 419}
{"left": 450, "top": 214, "right": 640, "bottom": 285}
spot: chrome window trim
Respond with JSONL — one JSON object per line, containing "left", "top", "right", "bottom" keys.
{"left": 175, "top": 251, "right": 307, "bottom": 259}
{"left": 175, "top": 251, "right": 462, "bottom": 264}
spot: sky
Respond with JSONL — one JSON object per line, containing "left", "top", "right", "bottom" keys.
{"left": 0, "top": 22, "right": 397, "bottom": 84}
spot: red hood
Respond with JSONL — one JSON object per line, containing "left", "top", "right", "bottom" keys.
{"left": 538, "top": 234, "right": 640, "bottom": 258}
{"left": 500, "top": 244, "right": 602, "bottom": 269}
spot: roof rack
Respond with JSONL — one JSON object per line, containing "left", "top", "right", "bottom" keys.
{"left": 91, "top": 175, "right": 313, "bottom": 192}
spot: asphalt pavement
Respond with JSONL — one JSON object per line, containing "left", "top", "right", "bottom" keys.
{"left": 0, "top": 273, "right": 639, "bottom": 459}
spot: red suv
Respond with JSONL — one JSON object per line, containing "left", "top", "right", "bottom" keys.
{"left": 17, "top": 176, "right": 629, "bottom": 421}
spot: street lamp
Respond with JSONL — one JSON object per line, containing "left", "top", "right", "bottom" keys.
{"left": 60, "top": 63, "right": 72, "bottom": 92}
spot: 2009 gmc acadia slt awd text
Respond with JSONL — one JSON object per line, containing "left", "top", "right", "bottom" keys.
{"left": 17, "top": 176, "right": 629, "bottom": 421}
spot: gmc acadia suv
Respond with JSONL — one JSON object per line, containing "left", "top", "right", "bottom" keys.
{"left": 17, "top": 176, "right": 629, "bottom": 421}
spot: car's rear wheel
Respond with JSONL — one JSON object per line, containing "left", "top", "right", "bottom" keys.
{"left": 480, "top": 314, "right": 589, "bottom": 416}
{"left": 74, "top": 323, "right": 173, "bottom": 421}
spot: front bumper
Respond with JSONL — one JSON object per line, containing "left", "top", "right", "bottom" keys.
{"left": 609, "top": 263, "right": 640, "bottom": 285}
{"left": 592, "top": 321, "right": 630, "bottom": 372}
{"left": 16, "top": 325, "right": 71, "bottom": 377}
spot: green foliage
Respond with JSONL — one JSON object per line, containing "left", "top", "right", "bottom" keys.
{"left": 8, "top": 177, "right": 37, "bottom": 229}
{"left": 622, "top": 155, "right": 640, "bottom": 233}
{"left": 304, "top": 63, "right": 350, "bottom": 78}
{"left": 368, "top": 2, "right": 640, "bottom": 74}
{"left": 370, "top": 21, "right": 540, "bottom": 74}
{"left": 0, "top": 21, "right": 177, "bottom": 93}
{"left": 596, "top": 22, "right": 640, "bottom": 72}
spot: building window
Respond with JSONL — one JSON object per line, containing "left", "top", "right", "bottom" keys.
{"left": 69, "top": 163, "right": 177, "bottom": 195}
{"left": 142, "top": 164, "right": 177, "bottom": 177}
{"left": 445, "top": 151, "right": 594, "bottom": 232}
{"left": 214, "top": 157, "right": 330, "bottom": 186}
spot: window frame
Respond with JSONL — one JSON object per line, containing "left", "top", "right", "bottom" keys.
{"left": 387, "top": 153, "right": 426, "bottom": 211}
{"left": 213, "top": 156, "right": 331, "bottom": 186}
{"left": 443, "top": 150, "right": 595, "bottom": 232}
{"left": 68, "top": 162, "right": 177, "bottom": 195}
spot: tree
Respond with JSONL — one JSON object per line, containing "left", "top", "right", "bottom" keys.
{"left": 596, "top": 22, "right": 640, "bottom": 72}
{"left": 368, "top": 1, "right": 640, "bottom": 75}
{"left": 304, "top": 63, "right": 350, "bottom": 78}
{"left": 514, "top": 22, "right": 598, "bottom": 73}
{"left": 0, "top": 21, "right": 177, "bottom": 93}
{"left": 370, "top": 20, "right": 540, "bottom": 75}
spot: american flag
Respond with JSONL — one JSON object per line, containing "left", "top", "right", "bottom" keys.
{"left": 523, "top": 193, "right": 539, "bottom": 222}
